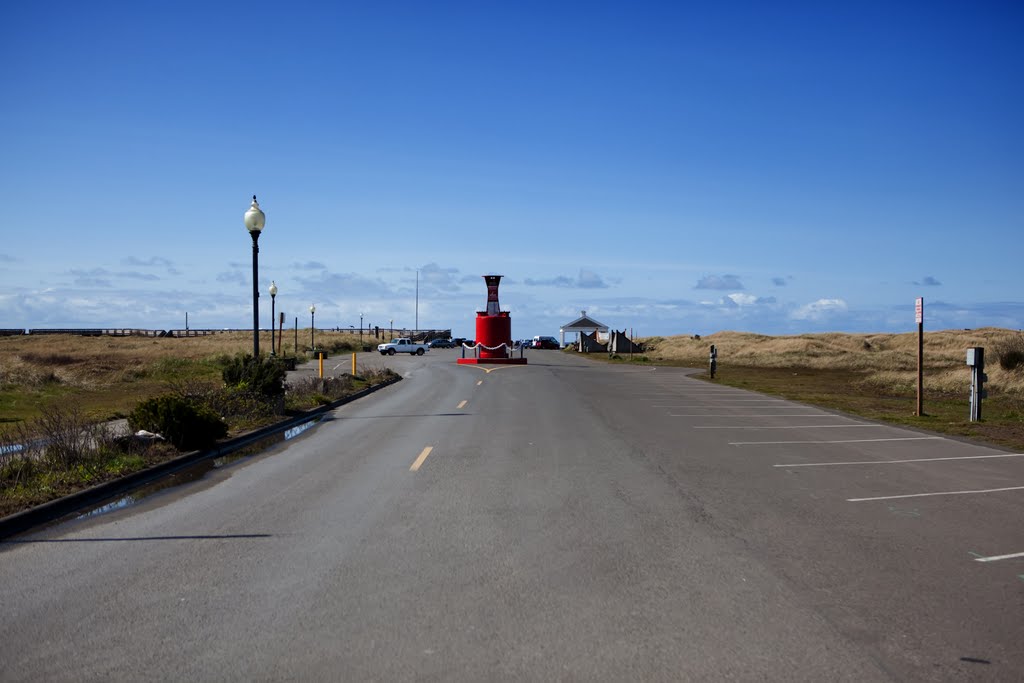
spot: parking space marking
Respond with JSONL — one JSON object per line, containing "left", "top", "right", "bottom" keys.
{"left": 775, "top": 453, "right": 1024, "bottom": 468}
{"left": 476, "top": 380, "right": 483, "bottom": 386}
{"left": 409, "top": 446, "right": 434, "bottom": 472}
{"left": 669, "top": 413, "right": 838, "bottom": 418}
{"left": 973, "top": 551, "right": 1024, "bottom": 563}
{"left": 730, "top": 436, "right": 943, "bottom": 446}
{"left": 696, "top": 424, "right": 877, "bottom": 429}
{"left": 848, "top": 486, "right": 1024, "bottom": 502}
{"left": 653, "top": 401, "right": 787, "bottom": 408}
{"left": 456, "top": 400, "right": 467, "bottom": 409}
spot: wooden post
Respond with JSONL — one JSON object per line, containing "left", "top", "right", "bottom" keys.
{"left": 915, "top": 297, "right": 924, "bottom": 416}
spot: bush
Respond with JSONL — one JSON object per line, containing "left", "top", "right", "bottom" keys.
{"left": 129, "top": 395, "right": 227, "bottom": 452}
{"left": 221, "top": 354, "right": 287, "bottom": 398}
{"left": 994, "top": 335, "right": 1024, "bottom": 371}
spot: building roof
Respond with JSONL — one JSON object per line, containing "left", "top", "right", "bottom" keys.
{"left": 560, "top": 310, "right": 609, "bottom": 332}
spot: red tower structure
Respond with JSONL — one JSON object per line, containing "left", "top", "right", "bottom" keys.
{"left": 457, "top": 275, "right": 527, "bottom": 365}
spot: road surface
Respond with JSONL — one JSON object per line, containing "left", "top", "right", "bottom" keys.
{"left": 2, "top": 349, "right": 1022, "bottom": 680}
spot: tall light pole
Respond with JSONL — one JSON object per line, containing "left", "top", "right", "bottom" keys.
{"left": 359, "top": 312, "right": 364, "bottom": 343}
{"left": 243, "top": 196, "right": 266, "bottom": 358}
{"left": 415, "top": 268, "right": 419, "bottom": 333}
{"left": 310, "top": 304, "right": 316, "bottom": 350}
{"left": 269, "top": 281, "right": 278, "bottom": 356}
{"left": 389, "top": 318, "right": 393, "bottom": 339}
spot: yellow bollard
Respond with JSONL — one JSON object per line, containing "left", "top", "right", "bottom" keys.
{"left": 351, "top": 352, "right": 357, "bottom": 376}
{"left": 319, "top": 352, "right": 323, "bottom": 378}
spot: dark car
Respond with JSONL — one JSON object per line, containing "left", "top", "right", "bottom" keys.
{"left": 428, "top": 338, "right": 455, "bottom": 348}
{"left": 532, "top": 335, "right": 560, "bottom": 349}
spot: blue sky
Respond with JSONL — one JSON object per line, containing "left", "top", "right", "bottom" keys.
{"left": 1, "top": 1, "right": 1021, "bottom": 338}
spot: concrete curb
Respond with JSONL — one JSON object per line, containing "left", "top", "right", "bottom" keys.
{"left": 0, "top": 376, "right": 401, "bottom": 540}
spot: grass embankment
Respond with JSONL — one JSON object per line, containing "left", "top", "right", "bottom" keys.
{"left": 597, "top": 328, "right": 1024, "bottom": 452}
{"left": 0, "top": 330, "right": 382, "bottom": 424}
{"left": 0, "top": 331, "right": 396, "bottom": 517}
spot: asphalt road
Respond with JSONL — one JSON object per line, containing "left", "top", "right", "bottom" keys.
{"left": 2, "top": 349, "right": 1022, "bottom": 681}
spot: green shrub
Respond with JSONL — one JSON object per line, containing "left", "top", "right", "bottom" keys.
{"left": 220, "top": 354, "right": 287, "bottom": 398}
{"left": 129, "top": 395, "right": 227, "bottom": 451}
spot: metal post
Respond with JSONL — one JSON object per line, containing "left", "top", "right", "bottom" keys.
{"left": 709, "top": 344, "right": 718, "bottom": 379}
{"left": 251, "top": 232, "right": 260, "bottom": 357}
{"left": 294, "top": 317, "right": 298, "bottom": 357}
{"left": 270, "top": 294, "right": 276, "bottom": 356}
{"left": 968, "top": 347, "right": 985, "bottom": 422}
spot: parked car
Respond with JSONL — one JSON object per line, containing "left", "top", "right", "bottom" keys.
{"left": 532, "top": 335, "right": 560, "bottom": 349}
{"left": 428, "top": 338, "right": 455, "bottom": 348}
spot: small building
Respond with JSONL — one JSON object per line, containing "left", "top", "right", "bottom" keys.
{"left": 559, "top": 311, "right": 610, "bottom": 350}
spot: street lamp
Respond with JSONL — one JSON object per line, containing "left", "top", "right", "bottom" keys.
{"left": 390, "top": 318, "right": 393, "bottom": 339}
{"left": 310, "top": 304, "right": 316, "bottom": 350}
{"left": 268, "top": 281, "right": 278, "bottom": 356}
{"left": 243, "top": 195, "right": 266, "bottom": 358}
{"left": 360, "top": 312, "right": 364, "bottom": 343}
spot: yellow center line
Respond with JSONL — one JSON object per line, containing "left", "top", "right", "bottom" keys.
{"left": 410, "top": 446, "right": 433, "bottom": 472}
{"left": 456, "top": 400, "right": 467, "bottom": 409}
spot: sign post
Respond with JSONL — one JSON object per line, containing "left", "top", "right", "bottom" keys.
{"left": 915, "top": 297, "right": 924, "bottom": 416}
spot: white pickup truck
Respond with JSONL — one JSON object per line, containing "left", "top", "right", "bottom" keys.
{"left": 377, "top": 337, "right": 428, "bottom": 356}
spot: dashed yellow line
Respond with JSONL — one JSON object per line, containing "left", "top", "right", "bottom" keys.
{"left": 410, "top": 446, "right": 433, "bottom": 472}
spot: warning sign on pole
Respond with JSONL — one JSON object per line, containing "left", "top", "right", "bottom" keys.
{"left": 915, "top": 297, "right": 924, "bottom": 324}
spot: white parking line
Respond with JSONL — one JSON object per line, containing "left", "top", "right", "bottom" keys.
{"left": 731, "top": 436, "right": 943, "bottom": 446}
{"left": 696, "top": 424, "right": 877, "bottom": 429}
{"left": 652, "top": 401, "right": 786, "bottom": 407}
{"left": 775, "top": 453, "right": 1024, "bottom": 468}
{"left": 974, "top": 551, "right": 1024, "bottom": 563}
{"left": 848, "top": 486, "right": 1024, "bottom": 502}
{"left": 670, "top": 413, "right": 836, "bottom": 418}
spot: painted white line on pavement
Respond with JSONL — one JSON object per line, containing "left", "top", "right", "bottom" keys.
{"left": 696, "top": 424, "right": 876, "bottom": 429}
{"left": 731, "top": 436, "right": 943, "bottom": 446}
{"left": 652, "top": 401, "right": 787, "bottom": 407}
{"left": 775, "top": 453, "right": 1024, "bottom": 468}
{"left": 670, "top": 413, "right": 835, "bottom": 418}
{"left": 456, "top": 400, "right": 467, "bottom": 409}
{"left": 974, "top": 551, "right": 1024, "bottom": 563}
{"left": 848, "top": 486, "right": 1024, "bottom": 502}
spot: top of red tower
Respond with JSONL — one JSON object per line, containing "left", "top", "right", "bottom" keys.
{"left": 483, "top": 275, "right": 502, "bottom": 316}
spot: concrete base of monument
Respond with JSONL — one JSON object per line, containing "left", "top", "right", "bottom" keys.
{"left": 456, "top": 357, "right": 528, "bottom": 365}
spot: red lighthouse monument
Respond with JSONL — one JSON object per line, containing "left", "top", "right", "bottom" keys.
{"left": 457, "top": 275, "right": 527, "bottom": 365}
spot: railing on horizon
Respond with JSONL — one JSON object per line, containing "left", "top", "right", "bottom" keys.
{"left": 8, "top": 328, "right": 454, "bottom": 340}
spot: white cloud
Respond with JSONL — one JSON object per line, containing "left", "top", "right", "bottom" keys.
{"left": 791, "top": 298, "right": 848, "bottom": 320}
{"left": 727, "top": 293, "right": 758, "bottom": 306}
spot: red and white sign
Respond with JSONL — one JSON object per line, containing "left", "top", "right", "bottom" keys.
{"left": 915, "top": 297, "right": 924, "bottom": 324}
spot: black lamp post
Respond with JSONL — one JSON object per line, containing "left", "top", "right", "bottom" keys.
{"left": 269, "top": 281, "right": 278, "bottom": 356}
{"left": 243, "top": 196, "right": 266, "bottom": 358}
{"left": 360, "top": 312, "right": 364, "bottom": 343}
{"left": 310, "top": 304, "right": 316, "bottom": 350}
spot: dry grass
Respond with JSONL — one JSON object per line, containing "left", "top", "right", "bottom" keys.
{"left": 0, "top": 330, "right": 377, "bottom": 423}
{"left": 641, "top": 328, "right": 1024, "bottom": 395}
